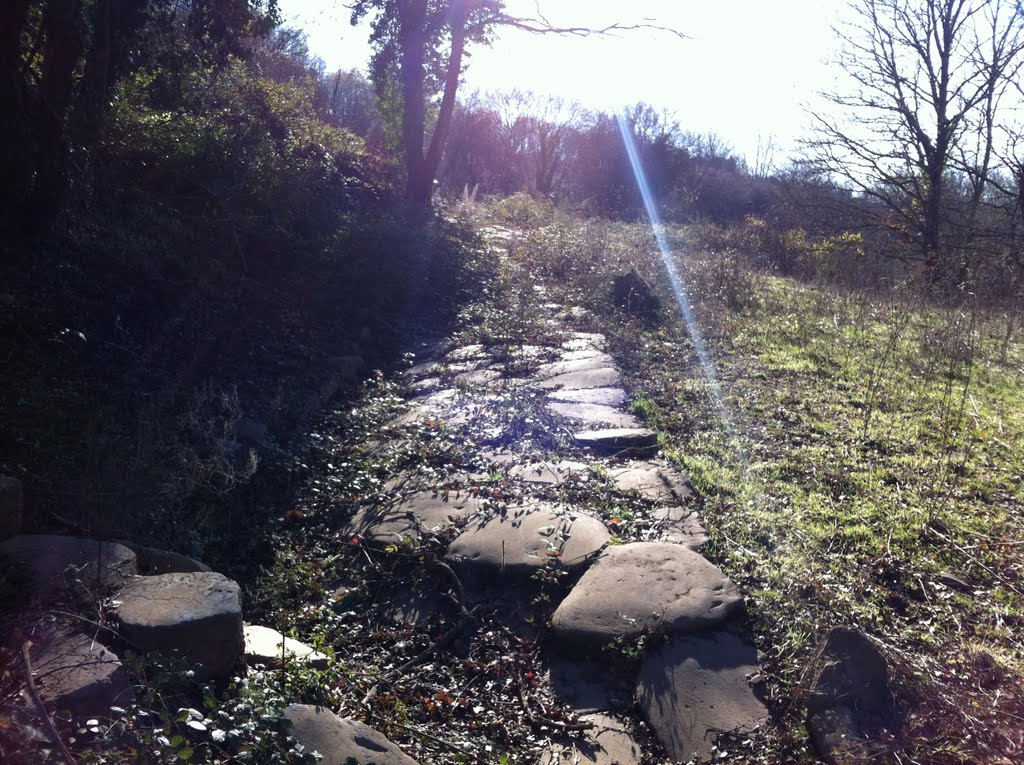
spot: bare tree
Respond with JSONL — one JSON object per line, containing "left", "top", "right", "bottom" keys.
{"left": 805, "top": 0, "right": 1024, "bottom": 286}
{"left": 349, "top": 0, "right": 685, "bottom": 213}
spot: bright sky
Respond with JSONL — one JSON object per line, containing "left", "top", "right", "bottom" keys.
{"left": 278, "top": 0, "right": 844, "bottom": 165}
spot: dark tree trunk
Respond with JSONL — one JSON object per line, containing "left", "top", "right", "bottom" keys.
{"left": 29, "top": 0, "right": 87, "bottom": 232}
{"left": 71, "top": 0, "right": 149, "bottom": 160}
{"left": 0, "top": 0, "right": 32, "bottom": 226}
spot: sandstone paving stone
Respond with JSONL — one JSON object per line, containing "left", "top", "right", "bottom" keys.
{"left": 546, "top": 387, "right": 627, "bottom": 408}
{"left": 636, "top": 632, "right": 768, "bottom": 763}
{"left": 808, "top": 627, "right": 896, "bottom": 762}
{"left": 536, "top": 353, "right": 617, "bottom": 380}
{"left": 537, "top": 367, "right": 622, "bottom": 392}
{"left": 563, "top": 333, "right": 607, "bottom": 353}
{"left": 551, "top": 543, "right": 741, "bottom": 643}
{"left": 404, "top": 361, "right": 439, "bottom": 381}
{"left": 538, "top": 713, "right": 641, "bottom": 765}
{"left": 548, "top": 401, "right": 641, "bottom": 428}
{"left": 573, "top": 428, "right": 658, "bottom": 455}
{"left": 0, "top": 475, "right": 23, "bottom": 542}
{"left": 115, "top": 572, "right": 243, "bottom": 681}
{"left": 344, "top": 491, "right": 482, "bottom": 543}
{"left": 32, "top": 629, "right": 134, "bottom": 716}
{"left": 546, "top": 657, "right": 633, "bottom": 714}
{"left": 609, "top": 461, "right": 695, "bottom": 505}
{"left": 508, "top": 460, "right": 592, "bottom": 485}
{"left": 445, "top": 344, "right": 487, "bottom": 362}
{"left": 446, "top": 504, "right": 610, "bottom": 580}
{"left": 652, "top": 506, "right": 709, "bottom": 548}
{"left": 0, "top": 534, "right": 137, "bottom": 601}
{"left": 454, "top": 368, "right": 501, "bottom": 385}
{"left": 244, "top": 625, "right": 329, "bottom": 669}
{"left": 284, "top": 704, "right": 420, "bottom": 765}
{"left": 117, "top": 542, "right": 211, "bottom": 575}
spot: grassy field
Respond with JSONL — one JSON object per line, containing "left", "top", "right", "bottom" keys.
{"left": 485, "top": 198, "right": 1024, "bottom": 763}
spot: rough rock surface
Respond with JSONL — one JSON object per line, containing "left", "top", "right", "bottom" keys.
{"left": 344, "top": 491, "right": 482, "bottom": 543}
{"left": 637, "top": 632, "right": 768, "bottom": 763}
{"left": 0, "top": 534, "right": 137, "bottom": 601}
{"left": 653, "top": 505, "right": 709, "bottom": 548}
{"left": 32, "top": 630, "right": 134, "bottom": 716}
{"left": 118, "top": 542, "right": 211, "bottom": 575}
{"left": 446, "top": 505, "right": 610, "bottom": 580}
{"left": 551, "top": 543, "right": 740, "bottom": 642}
{"left": 244, "top": 625, "right": 329, "bottom": 669}
{"left": 808, "top": 628, "right": 895, "bottom": 762}
{"left": 284, "top": 704, "right": 420, "bottom": 765}
{"left": 537, "top": 367, "right": 622, "bottom": 392}
{"left": 0, "top": 475, "right": 23, "bottom": 542}
{"left": 548, "top": 401, "right": 641, "bottom": 428}
{"left": 573, "top": 428, "right": 658, "bottom": 455}
{"left": 610, "top": 461, "right": 694, "bottom": 505}
{"left": 536, "top": 353, "right": 617, "bottom": 380}
{"left": 508, "top": 460, "right": 591, "bottom": 485}
{"left": 539, "top": 713, "right": 641, "bottom": 765}
{"left": 116, "top": 572, "right": 243, "bottom": 681}
{"left": 546, "top": 387, "right": 627, "bottom": 407}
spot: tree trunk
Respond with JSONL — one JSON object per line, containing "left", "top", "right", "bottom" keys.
{"left": 399, "top": 0, "right": 429, "bottom": 207}
{"left": 29, "top": 0, "right": 86, "bottom": 232}
{"left": 0, "top": 0, "right": 32, "bottom": 226}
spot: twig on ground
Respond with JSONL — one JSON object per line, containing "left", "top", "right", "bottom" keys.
{"left": 21, "top": 641, "right": 77, "bottom": 765}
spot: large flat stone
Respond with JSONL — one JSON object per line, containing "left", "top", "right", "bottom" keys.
{"left": 32, "top": 629, "right": 134, "bottom": 716}
{"left": 284, "top": 704, "right": 420, "bottom": 765}
{"left": 547, "top": 387, "right": 627, "bottom": 407}
{"left": 808, "top": 628, "right": 896, "bottom": 762}
{"left": 548, "top": 402, "right": 641, "bottom": 428}
{"left": 116, "top": 572, "right": 243, "bottom": 681}
{"left": 244, "top": 625, "right": 329, "bottom": 669}
{"left": 537, "top": 367, "right": 622, "bottom": 391}
{"left": 573, "top": 428, "right": 658, "bottom": 455}
{"left": 637, "top": 632, "right": 768, "bottom": 762}
{"left": 610, "top": 461, "right": 695, "bottom": 505}
{"left": 0, "top": 476, "right": 23, "bottom": 542}
{"left": 508, "top": 461, "right": 592, "bottom": 485}
{"left": 563, "top": 333, "right": 607, "bottom": 353}
{"left": 116, "top": 541, "right": 211, "bottom": 575}
{"left": 0, "top": 534, "right": 137, "bottom": 602}
{"left": 536, "top": 353, "right": 617, "bottom": 380}
{"left": 344, "top": 491, "right": 482, "bottom": 543}
{"left": 551, "top": 543, "right": 741, "bottom": 642}
{"left": 538, "top": 713, "right": 641, "bottom": 765}
{"left": 446, "top": 505, "right": 610, "bottom": 579}
{"left": 652, "top": 506, "right": 709, "bottom": 548}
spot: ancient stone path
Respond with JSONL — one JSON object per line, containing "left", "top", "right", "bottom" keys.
{"left": 327, "top": 306, "right": 770, "bottom": 763}
{"left": 0, "top": 309, "right": 770, "bottom": 763}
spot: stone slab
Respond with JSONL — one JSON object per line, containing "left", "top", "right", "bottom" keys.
{"left": 344, "top": 491, "right": 482, "bottom": 543}
{"left": 548, "top": 402, "right": 641, "bottom": 428}
{"left": 33, "top": 630, "right": 134, "bottom": 716}
{"left": 446, "top": 505, "right": 610, "bottom": 579}
{"left": 610, "top": 461, "right": 695, "bottom": 505}
{"left": 537, "top": 367, "right": 622, "bottom": 391}
{"left": 508, "top": 461, "right": 592, "bottom": 485}
{"left": 573, "top": 428, "right": 658, "bottom": 455}
{"left": 117, "top": 542, "right": 211, "bottom": 575}
{"left": 808, "top": 628, "right": 896, "bottom": 762}
{"left": 551, "top": 543, "right": 741, "bottom": 642}
{"left": 284, "top": 704, "right": 420, "bottom": 765}
{"left": 116, "top": 572, "right": 243, "bottom": 681}
{"left": 244, "top": 625, "right": 329, "bottom": 669}
{"left": 653, "top": 506, "right": 709, "bottom": 548}
{"left": 563, "top": 333, "right": 607, "bottom": 353}
{"left": 539, "top": 713, "right": 641, "bottom": 765}
{"left": 637, "top": 632, "right": 768, "bottom": 763}
{"left": 536, "top": 353, "right": 617, "bottom": 380}
{"left": 0, "top": 534, "right": 137, "bottom": 602}
{"left": 547, "top": 388, "right": 627, "bottom": 407}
